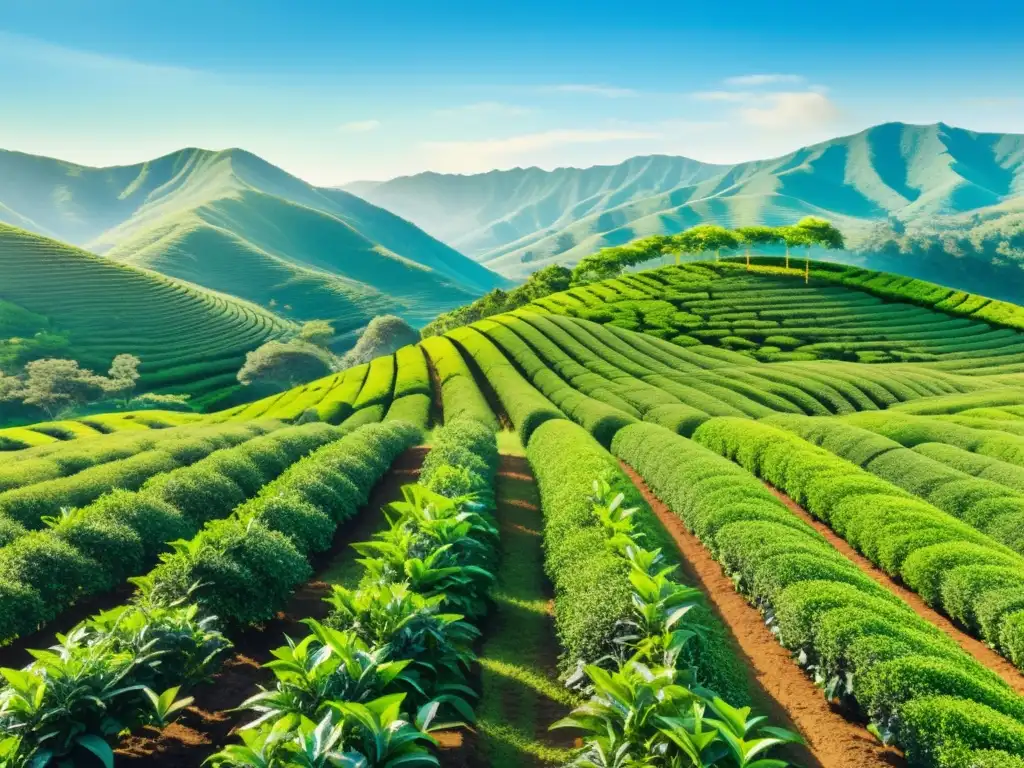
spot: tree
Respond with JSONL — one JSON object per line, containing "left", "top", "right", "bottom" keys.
{"left": 237, "top": 341, "right": 335, "bottom": 391}
{"left": 779, "top": 225, "right": 812, "bottom": 270}
{"left": 342, "top": 315, "right": 419, "bottom": 367}
{"left": 794, "top": 217, "right": 845, "bottom": 283}
{"left": 676, "top": 225, "right": 739, "bottom": 262}
{"left": 0, "top": 372, "right": 24, "bottom": 403}
{"left": 297, "top": 320, "right": 336, "bottom": 348}
{"left": 19, "top": 358, "right": 110, "bottom": 418}
{"left": 735, "top": 226, "right": 783, "bottom": 270}
{"left": 106, "top": 353, "right": 141, "bottom": 406}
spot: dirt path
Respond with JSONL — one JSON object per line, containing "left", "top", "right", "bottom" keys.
{"left": 442, "top": 456, "right": 574, "bottom": 768}
{"left": 117, "top": 447, "right": 428, "bottom": 766}
{"left": 621, "top": 462, "right": 905, "bottom": 768}
{"left": 765, "top": 483, "right": 1024, "bottom": 695}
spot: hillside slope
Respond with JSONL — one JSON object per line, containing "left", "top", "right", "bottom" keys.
{"left": 346, "top": 122, "right": 1024, "bottom": 285}
{"left": 0, "top": 223, "right": 294, "bottom": 398}
{"left": 0, "top": 147, "right": 507, "bottom": 337}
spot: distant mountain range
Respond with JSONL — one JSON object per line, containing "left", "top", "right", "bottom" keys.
{"left": 0, "top": 147, "right": 508, "bottom": 342}
{"left": 346, "top": 122, "right": 1024, "bottom": 296}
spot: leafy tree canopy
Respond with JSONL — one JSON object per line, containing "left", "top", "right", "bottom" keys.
{"left": 237, "top": 341, "right": 336, "bottom": 391}
{"left": 342, "top": 315, "right": 419, "bottom": 367}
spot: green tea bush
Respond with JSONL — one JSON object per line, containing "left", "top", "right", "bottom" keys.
{"left": 529, "top": 419, "right": 748, "bottom": 701}
{"left": 315, "top": 363, "right": 368, "bottom": 424}
{"left": 420, "top": 335, "right": 498, "bottom": 429}
{"left": 146, "top": 421, "right": 420, "bottom": 627}
{"left": 449, "top": 326, "right": 563, "bottom": 443}
{"left": 352, "top": 354, "right": 396, "bottom": 410}
{"left": 612, "top": 421, "right": 1024, "bottom": 761}
{"left": 691, "top": 417, "right": 1024, "bottom": 667}
{"left": 384, "top": 393, "right": 431, "bottom": 428}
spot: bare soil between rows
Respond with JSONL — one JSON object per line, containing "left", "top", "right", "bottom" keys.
{"left": 620, "top": 461, "right": 905, "bottom": 768}
{"left": 116, "top": 446, "right": 429, "bottom": 766}
{"left": 765, "top": 483, "right": 1024, "bottom": 695}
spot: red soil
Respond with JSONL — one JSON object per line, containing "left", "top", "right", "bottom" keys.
{"left": 621, "top": 462, "right": 906, "bottom": 768}
{"left": 116, "top": 446, "right": 428, "bottom": 766}
{"left": 765, "top": 483, "right": 1024, "bottom": 695}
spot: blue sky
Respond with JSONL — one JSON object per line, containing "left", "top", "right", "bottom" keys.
{"left": 1, "top": 0, "right": 1022, "bottom": 185}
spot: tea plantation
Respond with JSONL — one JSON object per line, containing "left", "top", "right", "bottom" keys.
{"left": 4, "top": 257, "right": 1024, "bottom": 768}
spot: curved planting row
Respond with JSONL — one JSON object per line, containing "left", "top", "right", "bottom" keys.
{"left": 0, "top": 420, "right": 240, "bottom": 493}
{"left": 527, "top": 418, "right": 803, "bottom": 764}
{"left": 0, "top": 410, "right": 203, "bottom": 451}
{"left": 447, "top": 326, "right": 563, "bottom": 443}
{"left": 207, "top": 415, "right": 499, "bottom": 765}
{"left": 614, "top": 421, "right": 1024, "bottom": 768}
{"left": 692, "top": 417, "right": 1024, "bottom": 671}
{"left": 420, "top": 335, "right": 497, "bottom": 429}
{"left": 0, "top": 422, "right": 274, "bottom": 537}
{"left": 766, "top": 414, "right": 1024, "bottom": 554}
{"left": 0, "top": 420, "right": 420, "bottom": 766}
{"left": 0, "top": 422, "right": 341, "bottom": 645}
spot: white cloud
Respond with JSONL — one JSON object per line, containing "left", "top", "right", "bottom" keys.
{"left": 738, "top": 91, "right": 840, "bottom": 128}
{"left": 724, "top": 73, "right": 805, "bottom": 87}
{"left": 339, "top": 119, "right": 381, "bottom": 133}
{"left": 543, "top": 84, "right": 638, "bottom": 98}
{"left": 434, "top": 101, "right": 532, "bottom": 118}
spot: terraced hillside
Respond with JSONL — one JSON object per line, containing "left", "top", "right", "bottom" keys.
{"left": 0, "top": 147, "right": 508, "bottom": 339}
{"left": 4, "top": 258, "right": 1024, "bottom": 768}
{"left": 0, "top": 223, "right": 294, "bottom": 402}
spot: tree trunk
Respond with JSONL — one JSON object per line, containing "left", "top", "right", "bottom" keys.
{"left": 785, "top": 243, "right": 790, "bottom": 269}
{"left": 805, "top": 248, "right": 811, "bottom": 284}
{"left": 715, "top": 248, "right": 720, "bottom": 262}
{"left": 745, "top": 246, "right": 751, "bottom": 270}
{"left": 675, "top": 251, "right": 680, "bottom": 266}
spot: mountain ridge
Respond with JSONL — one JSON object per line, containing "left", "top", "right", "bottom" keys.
{"left": 343, "top": 121, "right": 1024, "bottom": 283}
{"left": 0, "top": 147, "right": 508, "bottom": 339}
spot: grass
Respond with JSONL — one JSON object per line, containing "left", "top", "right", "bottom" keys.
{"left": 475, "top": 465, "right": 574, "bottom": 767}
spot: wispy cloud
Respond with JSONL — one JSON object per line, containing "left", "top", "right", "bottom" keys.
{"left": 738, "top": 91, "right": 840, "bottom": 128}
{"left": 339, "top": 119, "right": 381, "bottom": 133}
{"left": 0, "top": 30, "right": 201, "bottom": 80}
{"left": 542, "top": 84, "right": 638, "bottom": 98}
{"left": 434, "top": 101, "right": 533, "bottom": 118}
{"left": 724, "top": 73, "right": 805, "bottom": 87}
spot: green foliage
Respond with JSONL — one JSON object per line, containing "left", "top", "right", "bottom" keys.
{"left": 422, "top": 264, "right": 571, "bottom": 337}
{"left": 237, "top": 340, "right": 336, "bottom": 391}
{"left": 448, "top": 326, "right": 562, "bottom": 443}
{"left": 420, "top": 335, "right": 497, "bottom": 429}
{"left": 343, "top": 315, "right": 419, "bottom": 367}
{"left": 612, "top": 421, "right": 1024, "bottom": 763}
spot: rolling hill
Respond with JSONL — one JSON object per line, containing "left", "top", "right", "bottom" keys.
{"left": 0, "top": 222, "right": 294, "bottom": 401}
{"left": 0, "top": 147, "right": 508, "bottom": 341}
{"left": 346, "top": 122, "right": 1024, "bottom": 292}
{"left": 5, "top": 258, "right": 1024, "bottom": 768}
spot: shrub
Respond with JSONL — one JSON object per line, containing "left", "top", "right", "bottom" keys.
{"left": 900, "top": 696, "right": 1024, "bottom": 766}
{"left": 143, "top": 466, "right": 246, "bottom": 526}
{"left": 449, "top": 326, "right": 563, "bottom": 443}
{"left": 420, "top": 335, "right": 497, "bottom": 429}
{"left": 0, "top": 532, "right": 104, "bottom": 618}
{"left": 643, "top": 403, "right": 710, "bottom": 437}
{"left": 529, "top": 418, "right": 747, "bottom": 701}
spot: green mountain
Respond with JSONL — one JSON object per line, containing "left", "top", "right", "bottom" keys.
{"left": 0, "top": 147, "right": 508, "bottom": 341}
{"left": 346, "top": 122, "right": 1024, "bottom": 293}
{"left": 0, "top": 222, "right": 294, "bottom": 401}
